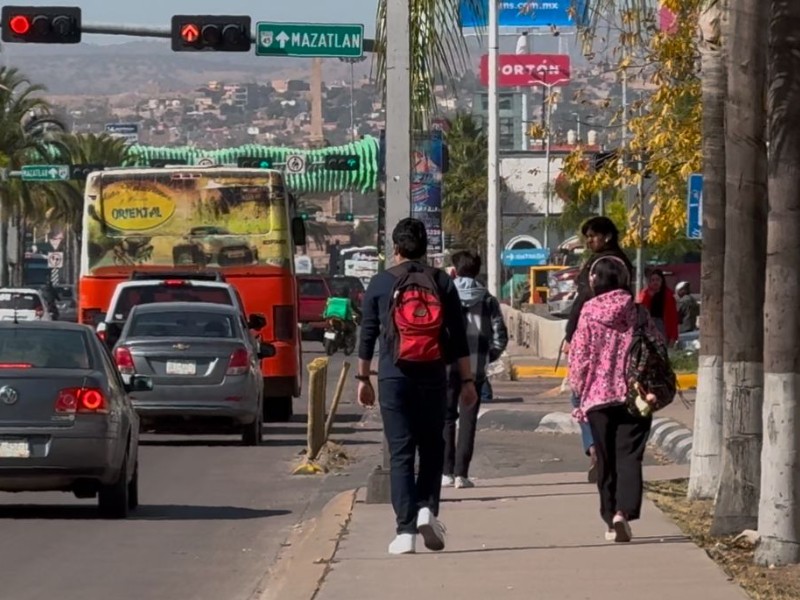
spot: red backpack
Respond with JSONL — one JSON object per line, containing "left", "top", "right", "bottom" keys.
{"left": 386, "top": 263, "right": 445, "bottom": 367}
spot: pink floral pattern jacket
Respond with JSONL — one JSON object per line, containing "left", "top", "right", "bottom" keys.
{"left": 568, "top": 289, "right": 661, "bottom": 422}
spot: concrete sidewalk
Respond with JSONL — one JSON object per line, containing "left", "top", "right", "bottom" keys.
{"left": 307, "top": 466, "right": 746, "bottom": 600}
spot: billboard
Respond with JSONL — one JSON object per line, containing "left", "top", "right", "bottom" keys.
{"left": 105, "top": 123, "right": 139, "bottom": 145}
{"left": 479, "top": 53, "right": 571, "bottom": 87}
{"left": 459, "top": 1, "right": 585, "bottom": 29}
{"left": 411, "top": 131, "right": 445, "bottom": 254}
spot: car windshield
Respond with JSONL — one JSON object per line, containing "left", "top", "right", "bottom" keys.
{"left": 113, "top": 285, "right": 232, "bottom": 321}
{"left": 128, "top": 311, "right": 236, "bottom": 338}
{"left": 0, "top": 328, "right": 90, "bottom": 368}
{"left": 0, "top": 292, "right": 43, "bottom": 311}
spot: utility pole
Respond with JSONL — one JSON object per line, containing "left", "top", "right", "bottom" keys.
{"left": 543, "top": 84, "right": 553, "bottom": 249}
{"left": 486, "top": 0, "right": 501, "bottom": 297}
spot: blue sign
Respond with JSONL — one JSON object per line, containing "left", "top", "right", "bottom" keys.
{"left": 459, "top": 0, "right": 585, "bottom": 29}
{"left": 411, "top": 131, "right": 444, "bottom": 253}
{"left": 501, "top": 248, "right": 550, "bottom": 267}
{"left": 686, "top": 173, "right": 703, "bottom": 240}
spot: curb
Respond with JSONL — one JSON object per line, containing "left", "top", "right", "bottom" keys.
{"left": 513, "top": 364, "right": 699, "bottom": 390}
{"left": 478, "top": 409, "right": 693, "bottom": 465}
{"left": 256, "top": 489, "right": 356, "bottom": 600}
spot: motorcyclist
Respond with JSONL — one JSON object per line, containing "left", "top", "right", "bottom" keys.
{"left": 323, "top": 289, "right": 360, "bottom": 336}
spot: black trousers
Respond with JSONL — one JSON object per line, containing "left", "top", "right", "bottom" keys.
{"left": 587, "top": 404, "right": 652, "bottom": 528}
{"left": 379, "top": 377, "right": 447, "bottom": 535}
{"left": 443, "top": 374, "right": 483, "bottom": 478}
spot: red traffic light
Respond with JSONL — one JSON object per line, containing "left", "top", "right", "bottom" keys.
{"left": 9, "top": 15, "right": 30, "bottom": 35}
{"left": 180, "top": 23, "right": 199, "bottom": 43}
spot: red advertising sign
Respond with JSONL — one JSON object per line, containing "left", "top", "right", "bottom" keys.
{"left": 479, "top": 53, "right": 571, "bottom": 88}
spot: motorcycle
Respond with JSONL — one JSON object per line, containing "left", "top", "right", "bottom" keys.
{"left": 323, "top": 317, "right": 356, "bottom": 356}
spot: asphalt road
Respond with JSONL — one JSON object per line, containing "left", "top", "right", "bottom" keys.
{"left": 0, "top": 344, "right": 382, "bottom": 600}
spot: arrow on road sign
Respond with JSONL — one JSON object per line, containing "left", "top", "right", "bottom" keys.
{"left": 276, "top": 31, "right": 289, "bottom": 48}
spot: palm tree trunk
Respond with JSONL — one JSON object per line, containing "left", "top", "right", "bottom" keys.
{"left": 689, "top": 0, "right": 727, "bottom": 500}
{"left": 711, "top": 0, "right": 768, "bottom": 535}
{"left": 755, "top": 0, "right": 800, "bottom": 567}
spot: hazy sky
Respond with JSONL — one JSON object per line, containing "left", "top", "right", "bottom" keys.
{"left": 11, "top": 0, "right": 381, "bottom": 39}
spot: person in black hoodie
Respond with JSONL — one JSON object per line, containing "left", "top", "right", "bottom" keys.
{"left": 563, "top": 216, "right": 634, "bottom": 482}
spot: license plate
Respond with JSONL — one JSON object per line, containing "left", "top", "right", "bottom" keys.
{"left": 0, "top": 440, "right": 29, "bottom": 458}
{"left": 166, "top": 361, "right": 196, "bottom": 375}
{"left": 226, "top": 250, "right": 246, "bottom": 258}
{"left": 324, "top": 331, "right": 337, "bottom": 340}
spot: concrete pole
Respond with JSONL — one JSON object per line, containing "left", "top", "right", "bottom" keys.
{"left": 310, "top": 58, "right": 324, "bottom": 146}
{"left": 543, "top": 84, "right": 553, "bottom": 249}
{"left": 486, "top": 0, "right": 501, "bottom": 297}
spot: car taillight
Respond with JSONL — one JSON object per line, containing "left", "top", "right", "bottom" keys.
{"left": 114, "top": 346, "right": 135, "bottom": 375}
{"left": 0, "top": 363, "right": 32, "bottom": 369}
{"left": 163, "top": 280, "right": 188, "bottom": 287}
{"left": 273, "top": 304, "right": 294, "bottom": 341}
{"left": 226, "top": 347, "right": 250, "bottom": 375}
{"left": 35, "top": 307, "right": 44, "bottom": 318}
{"left": 55, "top": 387, "right": 108, "bottom": 414}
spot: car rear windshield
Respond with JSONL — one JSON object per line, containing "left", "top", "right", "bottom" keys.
{"left": 330, "top": 278, "right": 363, "bottom": 296}
{"left": 0, "top": 292, "right": 43, "bottom": 311}
{"left": 299, "top": 279, "right": 327, "bottom": 297}
{"left": 0, "top": 328, "right": 90, "bottom": 369}
{"left": 112, "top": 285, "right": 232, "bottom": 321}
{"left": 128, "top": 311, "right": 237, "bottom": 338}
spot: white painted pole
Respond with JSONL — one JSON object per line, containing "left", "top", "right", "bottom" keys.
{"left": 487, "top": 0, "right": 501, "bottom": 297}
{"left": 543, "top": 84, "right": 553, "bottom": 249}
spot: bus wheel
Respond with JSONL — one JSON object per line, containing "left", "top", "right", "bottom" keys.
{"left": 263, "top": 395, "right": 293, "bottom": 423}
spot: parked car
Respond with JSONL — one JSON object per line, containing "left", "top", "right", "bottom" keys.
{"left": 97, "top": 276, "right": 265, "bottom": 349}
{"left": 297, "top": 274, "right": 333, "bottom": 341}
{"left": 0, "top": 288, "right": 56, "bottom": 321}
{"left": 113, "top": 302, "right": 273, "bottom": 445}
{"left": 0, "top": 321, "right": 150, "bottom": 518}
{"left": 547, "top": 267, "right": 581, "bottom": 317}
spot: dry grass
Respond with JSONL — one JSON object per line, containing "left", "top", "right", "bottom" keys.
{"left": 646, "top": 479, "right": 800, "bottom": 600}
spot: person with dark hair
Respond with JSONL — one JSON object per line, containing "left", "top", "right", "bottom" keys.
{"left": 442, "top": 250, "right": 508, "bottom": 490}
{"left": 636, "top": 269, "right": 679, "bottom": 345}
{"left": 675, "top": 281, "right": 699, "bottom": 333}
{"left": 568, "top": 255, "right": 659, "bottom": 543}
{"left": 563, "top": 216, "right": 634, "bottom": 482}
{"left": 356, "top": 218, "right": 476, "bottom": 555}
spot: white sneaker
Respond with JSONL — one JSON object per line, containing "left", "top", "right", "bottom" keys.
{"left": 441, "top": 474, "right": 455, "bottom": 487}
{"left": 604, "top": 529, "right": 616, "bottom": 541}
{"left": 416, "top": 507, "right": 446, "bottom": 551}
{"left": 612, "top": 514, "right": 633, "bottom": 543}
{"left": 455, "top": 476, "right": 474, "bottom": 489}
{"left": 388, "top": 533, "right": 416, "bottom": 555}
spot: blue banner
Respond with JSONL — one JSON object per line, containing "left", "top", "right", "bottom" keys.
{"left": 459, "top": 1, "right": 585, "bottom": 29}
{"left": 411, "top": 131, "right": 444, "bottom": 253}
{"left": 686, "top": 173, "right": 702, "bottom": 240}
{"left": 501, "top": 248, "right": 550, "bottom": 267}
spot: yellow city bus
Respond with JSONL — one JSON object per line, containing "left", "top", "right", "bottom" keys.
{"left": 78, "top": 167, "right": 304, "bottom": 421}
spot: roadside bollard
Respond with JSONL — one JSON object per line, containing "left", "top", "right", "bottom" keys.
{"left": 324, "top": 361, "right": 350, "bottom": 443}
{"left": 306, "top": 357, "right": 328, "bottom": 462}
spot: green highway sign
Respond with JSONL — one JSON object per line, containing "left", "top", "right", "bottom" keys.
{"left": 256, "top": 22, "right": 364, "bottom": 58}
{"left": 21, "top": 165, "right": 70, "bottom": 182}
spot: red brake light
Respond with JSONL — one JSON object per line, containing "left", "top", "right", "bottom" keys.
{"left": 55, "top": 387, "right": 108, "bottom": 414}
{"left": 35, "top": 307, "right": 44, "bottom": 318}
{"left": 226, "top": 347, "right": 249, "bottom": 375}
{"left": 0, "top": 363, "right": 32, "bottom": 369}
{"left": 114, "top": 347, "right": 135, "bottom": 375}
{"left": 9, "top": 15, "right": 31, "bottom": 35}
{"left": 163, "top": 280, "right": 188, "bottom": 287}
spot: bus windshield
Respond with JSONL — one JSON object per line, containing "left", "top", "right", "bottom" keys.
{"left": 81, "top": 169, "right": 292, "bottom": 276}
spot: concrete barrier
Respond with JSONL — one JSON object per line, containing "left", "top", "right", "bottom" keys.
{"left": 501, "top": 305, "right": 567, "bottom": 360}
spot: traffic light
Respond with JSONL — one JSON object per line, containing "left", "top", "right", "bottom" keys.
{"left": 237, "top": 156, "right": 275, "bottom": 169}
{"left": 335, "top": 212, "right": 354, "bottom": 222}
{"left": 171, "top": 15, "right": 251, "bottom": 52}
{"left": 324, "top": 155, "right": 360, "bottom": 171}
{"left": 1, "top": 6, "right": 81, "bottom": 44}
{"left": 70, "top": 164, "right": 104, "bottom": 180}
{"left": 298, "top": 212, "right": 310, "bottom": 221}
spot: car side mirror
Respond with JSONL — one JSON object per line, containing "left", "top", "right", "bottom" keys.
{"left": 125, "top": 374, "right": 153, "bottom": 393}
{"left": 257, "top": 343, "right": 277, "bottom": 360}
{"left": 291, "top": 216, "right": 307, "bottom": 247}
{"left": 248, "top": 313, "right": 267, "bottom": 330}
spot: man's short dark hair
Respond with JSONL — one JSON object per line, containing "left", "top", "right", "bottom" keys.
{"left": 452, "top": 250, "right": 482, "bottom": 278}
{"left": 392, "top": 218, "right": 427, "bottom": 260}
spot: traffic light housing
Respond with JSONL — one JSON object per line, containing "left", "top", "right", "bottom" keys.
{"left": 237, "top": 156, "right": 275, "bottom": 169}
{"left": 171, "top": 15, "right": 251, "bottom": 52}
{"left": 324, "top": 155, "right": 359, "bottom": 171}
{"left": 70, "top": 164, "right": 104, "bottom": 180}
{"left": 1, "top": 6, "right": 81, "bottom": 44}
{"left": 335, "top": 212, "right": 354, "bottom": 222}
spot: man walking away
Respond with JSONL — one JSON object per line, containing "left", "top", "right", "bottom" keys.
{"left": 443, "top": 251, "right": 508, "bottom": 489}
{"left": 675, "top": 281, "right": 699, "bottom": 333}
{"left": 356, "top": 218, "right": 476, "bottom": 556}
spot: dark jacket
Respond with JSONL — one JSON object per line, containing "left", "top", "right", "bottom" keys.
{"left": 564, "top": 248, "right": 635, "bottom": 343}
{"left": 449, "top": 277, "right": 508, "bottom": 380}
{"left": 358, "top": 261, "right": 470, "bottom": 381}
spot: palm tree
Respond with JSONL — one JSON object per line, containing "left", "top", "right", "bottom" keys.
{"left": 688, "top": 0, "right": 727, "bottom": 501}
{"left": 711, "top": 0, "right": 767, "bottom": 536}
{"left": 442, "top": 113, "right": 488, "bottom": 250}
{"left": 755, "top": 0, "right": 800, "bottom": 568}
